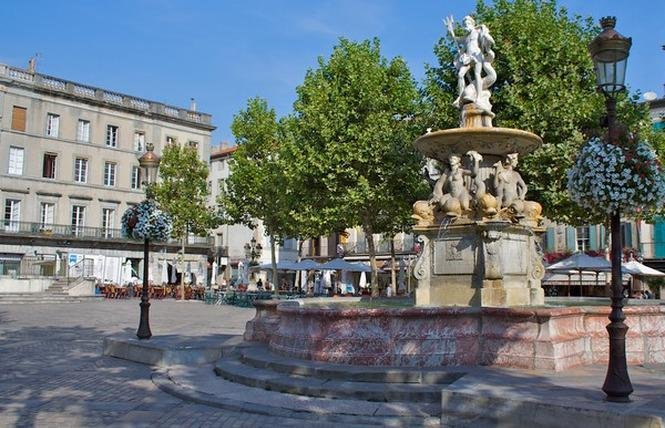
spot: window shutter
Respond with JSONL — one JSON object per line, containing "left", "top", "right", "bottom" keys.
{"left": 589, "top": 225, "right": 599, "bottom": 250}
{"left": 566, "top": 227, "right": 576, "bottom": 252}
{"left": 11, "top": 106, "right": 26, "bottom": 131}
{"left": 545, "top": 227, "right": 556, "bottom": 252}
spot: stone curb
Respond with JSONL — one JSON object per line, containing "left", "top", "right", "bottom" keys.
{"left": 152, "top": 371, "right": 441, "bottom": 427}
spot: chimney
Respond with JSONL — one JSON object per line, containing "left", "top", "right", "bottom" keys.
{"left": 189, "top": 97, "right": 197, "bottom": 111}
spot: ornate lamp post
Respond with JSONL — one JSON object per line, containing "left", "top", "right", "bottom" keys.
{"left": 136, "top": 143, "right": 161, "bottom": 340}
{"left": 589, "top": 16, "right": 633, "bottom": 402}
{"left": 243, "top": 237, "right": 263, "bottom": 266}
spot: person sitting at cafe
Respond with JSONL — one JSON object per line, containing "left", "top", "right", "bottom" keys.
{"left": 256, "top": 278, "right": 264, "bottom": 290}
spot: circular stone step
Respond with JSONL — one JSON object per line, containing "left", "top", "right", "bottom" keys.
{"left": 154, "top": 365, "right": 442, "bottom": 427}
{"left": 239, "top": 344, "right": 466, "bottom": 385}
{"left": 214, "top": 356, "right": 444, "bottom": 403}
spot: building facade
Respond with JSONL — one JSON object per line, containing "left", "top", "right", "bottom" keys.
{"left": 0, "top": 62, "right": 215, "bottom": 288}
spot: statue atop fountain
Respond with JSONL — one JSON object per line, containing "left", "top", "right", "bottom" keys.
{"left": 411, "top": 15, "right": 545, "bottom": 308}
{"left": 445, "top": 15, "right": 497, "bottom": 120}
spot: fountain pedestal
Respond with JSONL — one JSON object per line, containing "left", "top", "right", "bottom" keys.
{"left": 413, "top": 221, "right": 545, "bottom": 307}
{"left": 411, "top": 119, "right": 546, "bottom": 308}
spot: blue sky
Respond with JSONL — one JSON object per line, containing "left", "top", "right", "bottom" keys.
{"left": 1, "top": 0, "right": 663, "bottom": 145}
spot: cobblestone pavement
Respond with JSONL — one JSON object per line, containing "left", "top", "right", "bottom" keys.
{"left": 0, "top": 300, "right": 342, "bottom": 427}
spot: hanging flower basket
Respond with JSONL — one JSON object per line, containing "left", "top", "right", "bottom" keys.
{"left": 121, "top": 200, "right": 173, "bottom": 242}
{"left": 567, "top": 137, "right": 665, "bottom": 216}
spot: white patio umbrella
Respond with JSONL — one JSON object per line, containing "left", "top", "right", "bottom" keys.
{"left": 546, "top": 252, "right": 611, "bottom": 296}
{"left": 359, "top": 271, "right": 368, "bottom": 289}
{"left": 622, "top": 260, "right": 665, "bottom": 277}
{"left": 397, "top": 259, "right": 406, "bottom": 293}
{"left": 170, "top": 259, "right": 177, "bottom": 284}
{"left": 197, "top": 261, "right": 204, "bottom": 285}
{"left": 185, "top": 261, "right": 192, "bottom": 284}
{"left": 319, "top": 258, "right": 371, "bottom": 272}
{"left": 161, "top": 259, "right": 168, "bottom": 284}
{"left": 546, "top": 252, "right": 611, "bottom": 272}
{"left": 300, "top": 270, "right": 307, "bottom": 292}
{"left": 122, "top": 260, "right": 132, "bottom": 285}
{"left": 292, "top": 259, "right": 321, "bottom": 270}
{"left": 211, "top": 261, "right": 218, "bottom": 285}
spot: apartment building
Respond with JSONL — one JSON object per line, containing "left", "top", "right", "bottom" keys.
{"left": 0, "top": 62, "right": 215, "bottom": 286}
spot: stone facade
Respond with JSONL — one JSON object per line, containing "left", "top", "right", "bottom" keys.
{"left": 0, "top": 62, "right": 214, "bottom": 284}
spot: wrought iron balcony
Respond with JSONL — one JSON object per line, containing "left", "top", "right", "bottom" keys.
{"left": 0, "top": 220, "right": 213, "bottom": 247}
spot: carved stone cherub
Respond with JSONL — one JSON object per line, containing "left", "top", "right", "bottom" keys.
{"left": 431, "top": 153, "right": 473, "bottom": 217}
{"left": 494, "top": 153, "right": 527, "bottom": 215}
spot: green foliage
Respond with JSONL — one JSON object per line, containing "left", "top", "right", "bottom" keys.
{"left": 424, "top": 0, "right": 659, "bottom": 225}
{"left": 290, "top": 38, "right": 428, "bottom": 294}
{"left": 153, "top": 143, "right": 216, "bottom": 238}
{"left": 220, "top": 98, "right": 315, "bottom": 243}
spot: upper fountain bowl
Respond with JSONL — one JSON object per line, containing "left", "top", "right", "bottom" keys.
{"left": 414, "top": 127, "right": 542, "bottom": 162}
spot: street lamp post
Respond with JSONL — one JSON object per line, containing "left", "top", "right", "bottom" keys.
{"left": 589, "top": 16, "right": 633, "bottom": 402}
{"left": 136, "top": 143, "right": 161, "bottom": 340}
{"left": 244, "top": 237, "right": 263, "bottom": 266}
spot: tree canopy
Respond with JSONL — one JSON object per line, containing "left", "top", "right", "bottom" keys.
{"left": 423, "top": 0, "right": 664, "bottom": 225}
{"left": 153, "top": 143, "right": 216, "bottom": 238}
{"left": 290, "top": 38, "right": 428, "bottom": 295}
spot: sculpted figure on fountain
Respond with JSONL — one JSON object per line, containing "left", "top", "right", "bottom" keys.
{"left": 445, "top": 15, "right": 497, "bottom": 118}
{"left": 431, "top": 153, "right": 472, "bottom": 218}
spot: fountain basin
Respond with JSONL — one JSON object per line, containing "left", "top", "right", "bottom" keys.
{"left": 414, "top": 127, "right": 542, "bottom": 162}
{"left": 245, "top": 299, "right": 665, "bottom": 371}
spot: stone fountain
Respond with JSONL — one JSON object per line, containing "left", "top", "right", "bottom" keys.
{"left": 411, "top": 14, "right": 545, "bottom": 308}
{"left": 240, "top": 15, "right": 665, "bottom": 372}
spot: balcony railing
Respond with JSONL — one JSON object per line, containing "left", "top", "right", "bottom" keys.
{"left": 0, "top": 63, "right": 212, "bottom": 127}
{"left": 0, "top": 220, "right": 213, "bottom": 246}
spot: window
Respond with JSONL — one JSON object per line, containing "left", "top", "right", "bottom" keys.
{"left": 134, "top": 131, "right": 145, "bottom": 152}
{"left": 102, "top": 208, "right": 115, "bottom": 238}
{"left": 188, "top": 140, "right": 199, "bottom": 149}
{"left": 576, "top": 226, "right": 590, "bottom": 252}
{"left": 71, "top": 205, "right": 85, "bottom": 236}
{"left": 621, "top": 222, "right": 633, "bottom": 248}
{"left": 11, "top": 106, "right": 27, "bottom": 132}
{"left": 106, "top": 125, "right": 119, "bottom": 147}
{"left": 40, "top": 203, "right": 55, "bottom": 229}
{"left": 74, "top": 158, "right": 88, "bottom": 183}
{"left": 46, "top": 113, "right": 60, "bottom": 137}
{"left": 42, "top": 153, "right": 57, "bottom": 179}
{"left": 131, "top": 166, "right": 141, "bottom": 190}
{"left": 8, "top": 147, "right": 24, "bottom": 175}
{"left": 4, "top": 199, "right": 21, "bottom": 232}
{"left": 166, "top": 136, "right": 177, "bottom": 145}
{"left": 104, "top": 162, "right": 117, "bottom": 186}
{"left": 77, "top": 120, "right": 90, "bottom": 142}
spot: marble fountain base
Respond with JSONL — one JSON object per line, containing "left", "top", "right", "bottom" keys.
{"left": 245, "top": 300, "right": 665, "bottom": 371}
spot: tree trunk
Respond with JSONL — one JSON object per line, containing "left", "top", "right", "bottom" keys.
{"left": 390, "top": 237, "right": 396, "bottom": 294}
{"left": 364, "top": 223, "right": 379, "bottom": 297}
{"left": 180, "top": 234, "right": 186, "bottom": 300}
{"left": 271, "top": 237, "right": 278, "bottom": 296}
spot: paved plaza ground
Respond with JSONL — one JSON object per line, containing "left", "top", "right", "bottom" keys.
{"left": 0, "top": 300, "right": 344, "bottom": 427}
{"left": 2, "top": 300, "right": 665, "bottom": 427}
